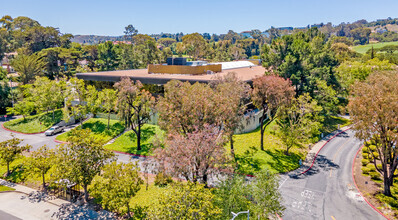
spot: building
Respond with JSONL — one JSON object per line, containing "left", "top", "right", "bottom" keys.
{"left": 1, "top": 52, "right": 17, "bottom": 73}
{"left": 76, "top": 58, "right": 265, "bottom": 85}
{"left": 240, "top": 31, "right": 252, "bottom": 38}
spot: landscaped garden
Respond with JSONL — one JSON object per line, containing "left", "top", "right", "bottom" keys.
{"left": 3, "top": 110, "right": 63, "bottom": 133}
{"left": 104, "top": 124, "right": 164, "bottom": 156}
{"left": 56, "top": 118, "right": 125, "bottom": 144}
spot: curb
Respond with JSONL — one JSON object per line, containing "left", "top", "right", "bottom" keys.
{"left": 300, "top": 127, "right": 351, "bottom": 175}
{"left": 1, "top": 123, "right": 45, "bottom": 135}
{"left": 54, "top": 139, "right": 68, "bottom": 144}
{"left": 352, "top": 145, "right": 390, "bottom": 220}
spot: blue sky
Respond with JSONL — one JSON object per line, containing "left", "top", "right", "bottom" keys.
{"left": 2, "top": 0, "right": 398, "bottom": 36}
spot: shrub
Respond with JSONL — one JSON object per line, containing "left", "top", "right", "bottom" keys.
{"left": 366, "top": 164, "right": 376, "bottom": 172}
{"left": 372, "top": 152, "right": 379, "bottom": 159}
{"left": 369, "top": 145, "right": 377, "bottom": 152}
{"left": 362, "top": 153, "right": 368, "bottom": 159}
{"left": 362, "top": 147, "right": 369, "bottom": 154}
{"left": 376, "top": 164, "right": 383, "bottom": 170}
{"left": 361, "top": 159, "right": 369, "bottom": 166}
{"left": 154, "top": 172, "right": 173, "bottom": 187}
{"left": 361, "top": 167, "right": 370, "bottom": 175}
{"left": 369, "top": 172, "right": 381, "bottom": 180}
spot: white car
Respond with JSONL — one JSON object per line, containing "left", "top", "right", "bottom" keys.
{"left": 45, "top": 126, "right": 64, "bottom": 136}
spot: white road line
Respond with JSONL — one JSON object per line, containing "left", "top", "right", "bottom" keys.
{"left": 279, "top": 176, "right": 289, "bottom": 189}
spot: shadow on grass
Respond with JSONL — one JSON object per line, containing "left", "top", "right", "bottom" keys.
{"left": 6, "top": 110, "right": 62, "bottom": 128}
{"left": 3, "top": 164, "right": 27, "bottom": 184}
{"left": 82, "top": 120, "right": 125, "bottom": 137}
{"left": 125, "top": 126, "right": 156, "bottom": 155}
{"left": 264, "top": 149, "right": 303, "bottom": 173}
{"left": 235, "top": 146, "right": 262, "bottom": 175}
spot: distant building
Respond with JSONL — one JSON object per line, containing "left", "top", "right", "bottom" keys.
{"left": 1, "top": 52, "right": 17, "bottom": 73}
{"left": 240, "top": 31, "right": 252, "bottom": 38}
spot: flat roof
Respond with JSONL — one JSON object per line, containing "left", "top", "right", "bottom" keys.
{"left": 76, "top": 66, "right": 265, "bottom": 84}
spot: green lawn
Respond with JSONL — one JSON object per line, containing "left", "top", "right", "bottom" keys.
{"left": 231, "top": 116, "right": 351, "bottom": 175}
{"left": 56, "top": 118, "right": 125, "bottom": 144}
{"left": 353, "top": 41, "right": 398, "bottom": 54}
{"left": 3, "top": 110, "right": 63, "bottom": 133}
{"left": 0, "top": 185, "right": 15, "bottom": 192}
{"left": 104, "top": 124, "right": 164, "bottom": 156}
{"left": 129, "top": 183, "right": 166, "bottom": 208}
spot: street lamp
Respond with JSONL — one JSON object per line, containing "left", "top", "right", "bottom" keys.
{"left": 231, "top": 210, "right": 250, "bottom": 220}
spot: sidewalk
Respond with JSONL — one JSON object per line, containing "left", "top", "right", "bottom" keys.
{"left": 0, "top": 179, "right": 114, "bottom": 219}
{"left": 288, "top": 125, "right": 351, "bottom": 177}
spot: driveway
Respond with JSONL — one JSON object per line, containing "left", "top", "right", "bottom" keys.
{"left": 279, "top": 130, "right": 385, "bottom": 220}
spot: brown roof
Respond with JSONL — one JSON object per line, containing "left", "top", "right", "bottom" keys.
{"left": 76, "top": 66, "right": 265, "bottom": 84}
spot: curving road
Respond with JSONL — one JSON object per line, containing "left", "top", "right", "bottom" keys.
{"left": 279, "top": 130, "right": 385, "bottom": 220}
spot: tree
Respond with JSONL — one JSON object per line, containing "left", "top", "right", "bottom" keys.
{"left": 149, "top": 182, "right": 222, "bottom": 220}
{"left": 251, "top": 75, "right": 295, "bottom": 151}
{"left": 277, "top": 94, "right": 322, "bottom": 155}
{"left": 350, "top": 27, "right": 371, "bottom": 45}
{"left": 182, "top": 33, "right": 207, "bottom": 60}
{"left": 251, "top": 169, "right": 285, "bottom": 219}
{"left": 6, "top": 99, "right": 35, "bottom": 121}
{"left": 213, "top": 175, "right": 251, "bottom": 219}
{"left": 25, "top": 145, "right": 55, "bottom": 190}
{"left": 157, "top": 38, "right": 176, "bottom": 47}
{"left": 11, "top": 53, "right": 46, "bottom": 84}
{"left": 96, "top": 41, "right": 119, "bottom": 71}
{"left": 124, "top": 24, "right": 138, "bottom": 43}
{"left": 91, "top": 161, "right": 143, "bottom": 218}
{"left": 348, "top": 71, "right": 398, "bottom": 196}
{"left": 153, "top": 126, "right": 232, "bottom": 186}
{"left": 0, "top": 136, "right": 31, "bottom": 176}
{"left": 98, "top": 89, "right": 117, "bottom": 129}
{"left": 54, "top": 129, "right": 115, "bottom": 202}
{"left": 157, "top": 80, "right": 222, "bottom": 135}
{"left": 210, "top": 72, "right": 250, "bottom": 156}
{"left": 31, "top": 77, "right": 64, "bottom": 120}
{"left": 114, "top": 77, "right": 155, "bottom": 151}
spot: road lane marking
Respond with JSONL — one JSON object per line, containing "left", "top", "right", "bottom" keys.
{"left": 329, "top": 137, "right": 352, "bottom": 177}
{"left": 278, "top": 176, "right": 288, "bottom": 189}
{"left": 331, "top": 216, "right": 336, "bottom": 220}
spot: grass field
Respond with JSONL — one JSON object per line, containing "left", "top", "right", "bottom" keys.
{"left": 0, "top": 185, "right": 15, "bottom": 192}
{"left": 3, "top": 110, "right": 63, "bottom": 133}
{"left": 353, "top": 41, "right": 398, "bottom": 54}
{"left": 104, "top": 124, "right": 164, "bottom": 156}
{"left": 56, "top": 118, "right": 125, "bottom": 144}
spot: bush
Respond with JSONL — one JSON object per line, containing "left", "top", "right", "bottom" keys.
{"left": 362, "top": 153, "right": 368, "bottom": 159}
{"left": 369, "top": 145, "right": 377, "bottom": 152}
{"left": 377, "top": 164, "right": 383, "bottom": 170}
{"left": 362, "top": 147, "right": 369, "bottom": 154}
{"left": 369, "top": 172, "right": 381, "bottom": 180}
{"left": 361, "top": 159, "right": 369, "bottom": 166}
{"left": 154, "top": 172, "right": 173, "bottom": 187}
{"left": 367, "top": 164, "right": 376, "bottom": 172}
{"left": 361, "top": 167, "right": 370, "bottom": 175}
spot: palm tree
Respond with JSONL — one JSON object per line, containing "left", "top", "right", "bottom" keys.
{"left": 11, "top": 53, "right": 45, "bottom": 84}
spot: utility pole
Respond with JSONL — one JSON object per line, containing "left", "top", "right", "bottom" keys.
{"left": 231, "top": 210, "right": 250, "bottom": 220}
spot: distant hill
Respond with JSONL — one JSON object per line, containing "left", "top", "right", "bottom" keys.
{"left": 71, "top": 35, "right": 124, "bottom": 44}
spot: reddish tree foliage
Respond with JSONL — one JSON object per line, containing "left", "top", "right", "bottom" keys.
{"left": 251, "top": 75, "right": 295, "bottom": 151}
{"left": 153, "top": 126, "right": 233, "bottom": 186}
{"left": 348, "top": 71, "right": 398, "bottom": 196}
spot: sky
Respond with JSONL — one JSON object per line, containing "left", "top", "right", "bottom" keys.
{"left": 2, "top": 0, "right": 398, "bottom": 36}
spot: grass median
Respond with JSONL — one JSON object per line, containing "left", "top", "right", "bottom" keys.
{"left": 56, "top": 118, "right": 125, "bottom": 144}
{"left": 3, "top": 110, "right": 63, "bottom": 133}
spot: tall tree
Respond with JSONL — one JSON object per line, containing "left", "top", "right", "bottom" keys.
{"left": 98, "top": 88, "right": 117, "bottom": 129}
{"left": 114, "top": 77, "right": 155, "bottom": 151}
{"left": 182, "top": 33, "right": 207, "bottom": 60}
{"left": 154, "top": 126, "right": 232, "bottom": 186}
{"left": 25, "top": 145, "right": 55, "bottom": 190}
{"left": 124, "top": 24, "right": 138, "bottom": 43}
{"left": 348, "top": 71, "right": 398, "bottom": 196}
{"left": 96, "top": 41, "right": 119, "bottom": 71}
{"left": 277, "top": 94, "right": 322, "bottom": 155}
{"left": 54, "top": 129, "right": 115, "bottom": 202}
{"left": 11, "top": 53, "right": 46, "bottom": 84}
{"left": 0, "top": 136, "right": 31, "bottom": 176}
{"left": 210, "top": 72, "right": 251, "bottom": 156}
{"left": 251, "top": 75, "right": 295, "bottom": 151}
{"left": 91, "top": 161, "right": 143, "bottom": 218}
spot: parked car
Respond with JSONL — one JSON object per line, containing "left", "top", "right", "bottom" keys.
{"left": 45, "top": 126, "right": 64, "bottom": 136}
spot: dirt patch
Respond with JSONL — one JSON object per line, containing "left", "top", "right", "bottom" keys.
{"left": 353, "top": 146, "right": 397, "bottom": 219}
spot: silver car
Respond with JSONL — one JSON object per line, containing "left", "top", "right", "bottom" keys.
{"left": 45, "top": 126, "right": 64, "bottom": 136}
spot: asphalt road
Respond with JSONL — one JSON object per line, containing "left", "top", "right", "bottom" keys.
{"left": 0, "top": 210, "right": 21, "bottom": 220}
{"left": 279, "top": 130, "right": 385, "bottom": 220}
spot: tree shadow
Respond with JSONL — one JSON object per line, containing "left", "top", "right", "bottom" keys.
{"left": 126, "top": 126, "right": 156, "bottom": 156}
{"left": 235, "top": 146, "right": 262, "bottom": 175}
{"left": 264, "top": 149, "right": 303, "bottom": 173}
{"left": 3, "top": 164, "right": 28, "bottom": 183}
{"left": 290, "top": 155, "right": 340, "bottom": 179}
{"left": 52, "top": 203, "right": 114, "bottom": 219}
